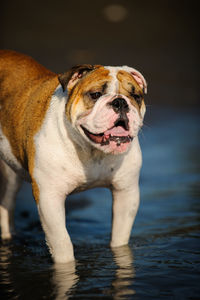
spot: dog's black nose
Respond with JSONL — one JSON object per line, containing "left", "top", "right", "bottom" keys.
{"left": 111, "top": 98, "right": 129, "bottom": 113}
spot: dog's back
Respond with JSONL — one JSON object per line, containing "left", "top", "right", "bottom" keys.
{"left": 0, "top": 50, "right": 59, "bottom": 170}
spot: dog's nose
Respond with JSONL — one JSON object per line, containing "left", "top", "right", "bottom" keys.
{"left": 111, "top": 98, "right": 129, "bottom": 113}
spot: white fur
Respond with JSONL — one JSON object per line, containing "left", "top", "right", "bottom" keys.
{"left": 104, "top": 67, "right": 119, "bottom": 94}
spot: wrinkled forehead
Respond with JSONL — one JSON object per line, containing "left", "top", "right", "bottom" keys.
{"left": 76, "top": 66, "right": 111, "bottom": 91}
{"left": 81, "top": 66, "right": 143, "bottom": 94}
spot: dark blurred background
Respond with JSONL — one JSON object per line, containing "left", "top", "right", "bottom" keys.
{"left": 1, "top": 0, "right": 199, "bottom": 107}
{"left": 0, "top": 2, "right": 200, "bottom": 298}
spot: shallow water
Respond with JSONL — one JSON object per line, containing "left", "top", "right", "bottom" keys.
{"left": 0, "top": 107, "right": 200, "bottom": 299}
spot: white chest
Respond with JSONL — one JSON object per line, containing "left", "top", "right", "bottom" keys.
{"left": 32, "top": 86, "right": 142, "bottom": 195}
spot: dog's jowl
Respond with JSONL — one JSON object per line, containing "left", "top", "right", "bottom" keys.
{"left": 0, "top": 50, "right": 147, "bottom": 263}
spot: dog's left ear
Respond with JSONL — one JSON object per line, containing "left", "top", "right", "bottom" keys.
{"left": 130, "top": 68, "right": 147, "bottom": 94}
{"left": 58, "top": 64, "right": 97, "bottom": 92}
{"left": 123, "top": 66, "right": 147, "bottom": 94}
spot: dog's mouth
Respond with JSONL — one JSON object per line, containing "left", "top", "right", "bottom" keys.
{"left": 81, "top": 119, "right": 133, "bottom": 147}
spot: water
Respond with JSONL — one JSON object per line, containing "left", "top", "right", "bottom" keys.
{"left": 0, "top": 107, "right": 199, "bottom": 299}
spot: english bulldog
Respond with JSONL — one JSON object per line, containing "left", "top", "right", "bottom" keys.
{"left": 0, "top": 50, "right": 147, "bottom": 263}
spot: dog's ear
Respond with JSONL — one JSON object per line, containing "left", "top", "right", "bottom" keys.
{"left": 130, "top": 68, "right": 147, "bottom": 94}
{"left": 58, "top": 64, "right": 97, "bottom": 92}
{"left": 124, "top": 66, "right": 147, "bottom": 94}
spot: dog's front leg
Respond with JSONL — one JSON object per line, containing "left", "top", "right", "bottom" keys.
{"left": 110, "top": 184, "right": 140, "bottom": 248}
{"left": 35, "top": 186, "right": 74, "bottom": 263}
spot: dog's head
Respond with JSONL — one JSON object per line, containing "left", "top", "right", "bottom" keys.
{"left": 58, "top": 64, "right": 147, "bottom": 154}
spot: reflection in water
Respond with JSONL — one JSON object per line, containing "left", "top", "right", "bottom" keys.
{"left": 0, "top": 241, "right": 79, "bottom": 299}
{"left": 52, "top": 261, "right": 79, "bottom": 300}
{"left": 0, "top": 243, "right": 12, "bottom": 289}
{"left": 111, "top": 245, "right": 135, "bottom": 299}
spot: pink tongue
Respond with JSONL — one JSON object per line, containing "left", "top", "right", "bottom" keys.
{"left": 104, "top": 126, "right": 129, "bottom": 136}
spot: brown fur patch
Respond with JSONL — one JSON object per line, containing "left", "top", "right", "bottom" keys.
{"left": 117, "top": 70, "right": 144, "bottom": 113}
{"left": 0, "top": 50, "right": 59, "bottom": 202}
{"left": 66, "top": 67, "right": 111, "bottom": 120}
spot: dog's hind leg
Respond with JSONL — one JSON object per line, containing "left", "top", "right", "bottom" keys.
{"left": 0, "top": 159, "right": 22, "bottom": 239}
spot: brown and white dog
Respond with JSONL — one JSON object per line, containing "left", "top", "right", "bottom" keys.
{"left": 0, "top": 50, "right": 147, "bottom": 263}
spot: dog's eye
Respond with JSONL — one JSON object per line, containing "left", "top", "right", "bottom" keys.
{"left": 130, "top": 89, "right": 142, "bottom": 105}
{"left": 90, "top": 92, "right": 102, "bottom": 100}
{"left": 133, "top": 94, "right": 141, "bottom": 104}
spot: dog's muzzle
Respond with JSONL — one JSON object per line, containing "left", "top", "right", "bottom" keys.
{"left": 80, "top": 97, "right": 134, "bottom": 150}
{"left": 110, "top": 97, "right": 129, "bottom": 131}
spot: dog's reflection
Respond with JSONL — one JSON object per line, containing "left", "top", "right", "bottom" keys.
{"left": 52, "top": 261, "right": 79, "bottom": 300}
{"left": 52, "top": 245, "right": 135, "bottom": 299}
{"left": 0, "top": 243, "right": 135, "bottom": 298}
{"left": 111, "top": 245, "right": 135, "bottom": 298}
{"left": 0, "top": 243, "right": 12, "bottom": 287}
